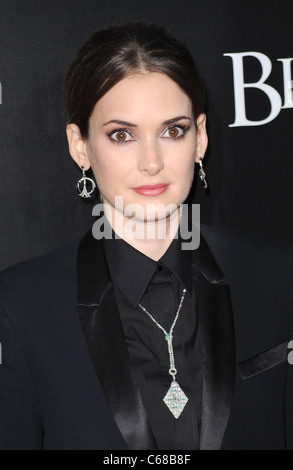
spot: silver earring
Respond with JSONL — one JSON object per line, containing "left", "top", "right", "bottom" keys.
{"left": 76, "top": 166, "right": 96, "bottom": 198}
{"left": 198, "top": 158, "right": 208, "bottom": 189}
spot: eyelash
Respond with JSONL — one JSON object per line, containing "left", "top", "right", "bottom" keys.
{"left": 106, "top": 128, "right": 134, "bottom": 144}
{"left": 164, "top": 125, "right": 190, "bottom": 141}
{"left": 106, "top": 124, "right": 191, "bottom": 144}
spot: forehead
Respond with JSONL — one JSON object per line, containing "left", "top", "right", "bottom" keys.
{"left": 90, "top": 72, "right": 192, "bottom": 124}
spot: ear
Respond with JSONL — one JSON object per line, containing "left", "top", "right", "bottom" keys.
{"left": 194, "top": 113, "right": 208, "bottom": 163}
{"left": 66, "top": 123, "right": 91, "bottom": 170}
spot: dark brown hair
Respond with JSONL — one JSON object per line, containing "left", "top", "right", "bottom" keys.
{"left": 65, "top": 21, "right": 206, "bottom": 138}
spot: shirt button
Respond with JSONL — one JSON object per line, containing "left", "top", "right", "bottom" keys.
{"left": 157, "top": 265, "right": 162, "bottom": 272}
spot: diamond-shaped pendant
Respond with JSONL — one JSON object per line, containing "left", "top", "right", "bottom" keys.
{"left": 163, "top": 381, "right": 188, "bottom": 419}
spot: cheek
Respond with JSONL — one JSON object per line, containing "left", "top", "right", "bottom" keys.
{"left": 174, "top": 148, "right": 196, "bottom": 178}
{"left": 182, "top": 163, "right": 195, "bottom": 189}
{"left": 175, "top": 153, "right": 196, "bottom": 195}
{"left": 87, "top": 143, "right": 113, "bottom": 177}
{"left": 89, "top": 149, "right": 133, "bottom": 200}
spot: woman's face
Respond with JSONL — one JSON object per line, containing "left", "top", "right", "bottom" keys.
{"left": 68, "top": 72, "right": 207, "bottom": 221}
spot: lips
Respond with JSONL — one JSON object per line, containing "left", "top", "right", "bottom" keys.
{"left": 133, "top": 183, "right": 169, "bottom": 196}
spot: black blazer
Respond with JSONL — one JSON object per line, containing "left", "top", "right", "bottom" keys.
{"left": 0, "top": 225, "right": 292, "bottom": 450}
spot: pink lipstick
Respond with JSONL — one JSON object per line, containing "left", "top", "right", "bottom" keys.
{"left": 133, "top": 184, "right": 169, "bottom": 196}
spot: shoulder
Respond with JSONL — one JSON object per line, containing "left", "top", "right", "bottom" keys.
{"left": 200, "top": 225, "right": 293, "bottom": 356}
{"left": 0, "top": 241, "right": 79, "bottom": 318}
{"left": 200, "top": 224, "right": 292, "bottom": 314}
{"left": 201, "top": 223, "right": 291, "bottom": 276}
{"left": 0, "top": 242, "right": 79, "bottom": 286}
{"left": 201, "top": 223, "right": 290, "bottom": 254}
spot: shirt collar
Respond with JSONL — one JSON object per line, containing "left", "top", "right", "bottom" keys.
{"left": 102, "top": 232, "right": 193, "bottom": 308}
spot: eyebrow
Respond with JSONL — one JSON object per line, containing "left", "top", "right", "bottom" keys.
{"left": 102, "top": 115, "right": 192, "bottom": 127}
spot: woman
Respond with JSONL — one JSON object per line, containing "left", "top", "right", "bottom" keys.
{"left": 0, "top": 21, "right": 292, "bottom": 450}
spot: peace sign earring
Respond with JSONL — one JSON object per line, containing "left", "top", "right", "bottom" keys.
{"left": 198, "top": 158, "right": 208, "bottom": 189}
{"left": 76, "top": 166, "right": 96, "bottom": 198}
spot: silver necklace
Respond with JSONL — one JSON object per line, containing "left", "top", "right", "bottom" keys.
{"left": 138, "top": 288, "right": 188, "bottom": 419}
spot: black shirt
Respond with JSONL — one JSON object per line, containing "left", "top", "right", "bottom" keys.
{"left": 103, "top": 234, "right": 203, "bottom": 450}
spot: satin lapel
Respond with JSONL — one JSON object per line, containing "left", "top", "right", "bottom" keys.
{"left": 77, "top": 230, "right": 157, "bottom": 450}
{"left": 191, "top": 235, "right": 235, "bottom": 450}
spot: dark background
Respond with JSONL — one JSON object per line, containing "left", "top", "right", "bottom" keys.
{"left": 0, "top": 0, "right": 292, "bottom": 271}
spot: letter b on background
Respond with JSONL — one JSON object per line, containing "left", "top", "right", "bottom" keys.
{"left": 224, "top": 52, "right": 282, "bottom": 127}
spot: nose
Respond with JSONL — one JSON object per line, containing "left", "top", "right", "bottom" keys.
{"left": 137, "top": 140, "right": 164, "bottom": 176}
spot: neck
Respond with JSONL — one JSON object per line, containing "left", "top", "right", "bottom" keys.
{"left": 104, "top": 203, "right": 180, "bottom": 261}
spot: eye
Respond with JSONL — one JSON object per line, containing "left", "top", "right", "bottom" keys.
{"left": 108, "top": 129, "right": 134, "bottom": 143}
{"left": 162, "top": 125, "right": 188, "bottom": 140}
